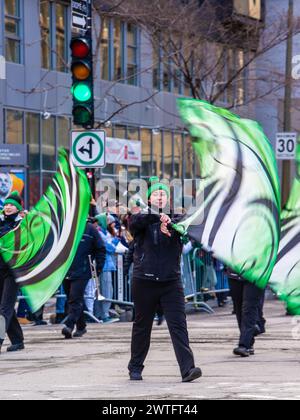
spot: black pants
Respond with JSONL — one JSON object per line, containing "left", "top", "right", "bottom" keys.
{"left": 257, "top": 291, "right": 266, "bottom": 333}
{"left": 229, "top": 279, "right": 265, "bottom": 349}
{"left": 129, "top": 279, "right": 195, "bottom": 378}
{"left": 63, "top": 278, "right": 89, "bottom": 331}
{"left": 0, "top": 269, "right": 24, "bottom": 345}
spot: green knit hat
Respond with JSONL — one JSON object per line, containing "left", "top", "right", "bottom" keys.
{"left": 4, "top": 191, "right": 23, "bottom": 212}
{"left": 95, "top": 214, "right": 108, "bottom": 230}
{"left": 148, "top": 177, "right": 170, "bottom": 199}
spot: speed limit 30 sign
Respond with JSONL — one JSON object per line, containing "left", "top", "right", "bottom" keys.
{"left": 276, "top": 133, "right": 297, "bottom": 160}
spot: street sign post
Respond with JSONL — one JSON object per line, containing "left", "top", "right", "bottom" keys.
{"left": 276, "top": 132, "right": 297, "bottom": 160}
{"left": 71, "top": 130, "right": 106, "bottom": 168}
{"left": 72, "top": 0, "right": 89, "bottom": 31}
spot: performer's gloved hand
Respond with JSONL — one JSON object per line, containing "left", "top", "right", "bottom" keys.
{"left": 160, "top": 214, "right": 171, "bottom": 225}
{"left": 161, "top": 222, "right": 172, "bottom": 237}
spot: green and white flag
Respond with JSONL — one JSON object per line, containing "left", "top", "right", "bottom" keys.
{"left": 270, "top": 144, "right": 300, "bottom": 314}
{"left": 0, "top": 149, "right": 91, "bottom": 313}
{"left": 177, "top": 99, "right": 281, "bottom": 289}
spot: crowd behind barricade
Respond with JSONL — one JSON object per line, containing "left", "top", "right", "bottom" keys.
{"left": 15, "top": 198, "right": 231, "bottom": 327}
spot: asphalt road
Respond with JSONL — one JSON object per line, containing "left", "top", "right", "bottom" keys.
{"left": 1, "top": 301, "right": 300, "bottom": 400}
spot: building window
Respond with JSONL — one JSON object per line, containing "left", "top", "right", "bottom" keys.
{"left": 185, "top": 135, "right": 194, "bottom": 180}
{"left": 6, "top": 109, "right": 23, "bottom": 144}
{"left": 174, "top": 133, "right": 183, "bottom": 179}
{"left": 236, "top": 49, "right": 246, "bottom": 105}
{"left": 40, "top": 0, "right": 51, "bottom": 69}
{"left": 40, "top": 0, "right": 69, "bottom": 72}
{"left": 26, "top": 113, "right": 40, "bottom": 206}
{"left": 163, "top": 132, "right": 173, "bottom": 179}
{"left": 152, "top": 38, "right": 192, "bottom": 96}
{"left": 127, "top": 23, "right": 138, "bottom": 85}
{"left": 127, "top": 126, "right": 140, "bottom": 179}
{"left": 101, "top": 18, "right": 110, "bottom": 80}
{"left": 225, "top": 48, "right": 246, "bottom": 106}
{"left": 56, "top": 2, "right": 68, "bottom": 72}
{"left": 114, "top": 19, "right": 123, "bottom": 81}
{"left": 57, "top": 116, "right": 70, "bottom": 150}
{"left": 153, "top": 131, "right": 163, "bottom": 177}
{"left": 141, "top": 129, "right": 152, "bottom": 177}
{"left": 100, "top": 18, "right": 140, "bottom": 86}
{"left": 42, "top": 116, "right": 56, "bottom": 171}
{"left": 234, "top": 0, "right": 261, "bottom": 20}
{"left": 4, "top": 0, "right": 22, "bottom": 63}
{"left": 101, "top": 125, "right": 114, "bottom": 175}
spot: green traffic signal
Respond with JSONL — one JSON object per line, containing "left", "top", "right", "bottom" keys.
{"left": 71, "top": 83, "right": 92, "bottom": 103}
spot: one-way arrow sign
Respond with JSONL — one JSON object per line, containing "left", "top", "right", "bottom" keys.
{"left": 72, "top": 0, "right": 89, "bottom": 31}
{"left": 72, "top": 14, "right": 87, "bottom": 30}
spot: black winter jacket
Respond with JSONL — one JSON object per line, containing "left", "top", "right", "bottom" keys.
{"left": 0, "top": 212, "right": 22, "bottom": 274}
{"left": 66, "top": 223, "right": 106, "bottom": 281}
{"left": 0, "top": 213, "right": 22, "bottom": 238}
{"left": 129, "top": 213, "right": 183, "bottom": 282}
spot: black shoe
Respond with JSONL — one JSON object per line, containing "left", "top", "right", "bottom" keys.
{"left": 233, "top": 347, "right": 250, "bottom": 357}
{"left": 7, "top": 343, "right": 25, "bottom": 352}
{"left": 156, "top": 316, "right": 165, "bottom": 326}
{"left": 182, "top": 367, "right": 202, "bottom": 383}
{"left": 62, "top": 326, "right": 73, "bottom": 339}
{"left": 129, "top": 371, "right": 143, "bottom": 381}
{"left": 249, "top": 348, "right": 255, "bottom": 356}
{"left": 73, "top": 328, "right": 87, "bottom": 338}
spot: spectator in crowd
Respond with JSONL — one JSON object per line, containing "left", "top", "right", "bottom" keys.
{"left": 95, "top": 214, "right": 121, "bottom": 324}
{"left": 61, "top": 221, "right": 106, "bottom": 339}
{"left": 214, "top": 259, "right": 229, "bottom": 308}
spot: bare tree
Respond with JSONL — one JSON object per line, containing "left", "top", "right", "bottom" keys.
{"left": 93, "top": 0, "right": 300, "bottom": 121}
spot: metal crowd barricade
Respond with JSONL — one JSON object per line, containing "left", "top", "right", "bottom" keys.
{"left": 110, "top": 254, "right": 134, "bottom": 307}
{"left": 182, "top": 247, "right": 230, "bottom": 314}
{"left": 17, "top": 249, "right": 229, "bottom": 321}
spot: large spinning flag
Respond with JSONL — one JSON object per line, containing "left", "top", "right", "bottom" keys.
{"left": 0, "top": 149, "right": 91, "bottom": 313}
{"left": 270, "top": 144, "right": 300, "bottom": 314}
{"left": 177, "top": 99, "right": 281, "bottom": 289}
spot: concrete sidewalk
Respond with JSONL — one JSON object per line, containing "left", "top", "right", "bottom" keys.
{"left": 0, "top": 301, "right": 300, "bottom": 400}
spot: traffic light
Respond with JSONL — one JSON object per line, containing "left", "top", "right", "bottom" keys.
{"left": 70, "top": 37, "right": 94, "bottom": 128}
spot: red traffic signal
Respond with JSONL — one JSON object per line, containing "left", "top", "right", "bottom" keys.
{"left": 70, "top": 38, "right": 91, "bottom": 59}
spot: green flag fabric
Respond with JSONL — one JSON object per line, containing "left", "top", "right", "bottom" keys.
{"left": 177, "top": 98, "right": 281, "bottom": 289}
{"left": 0, "top": 149, "right": 91, "bottom": 313}
{"left": 270, "top": 144, "right": 300, "bottom": 314}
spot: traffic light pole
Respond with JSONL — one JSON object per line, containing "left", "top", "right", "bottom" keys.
{"left": 86, "top": 0, "right": 96, "bottom": 203}
{"left": 71, "top": 1, "right": 97, "bottom": 205}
